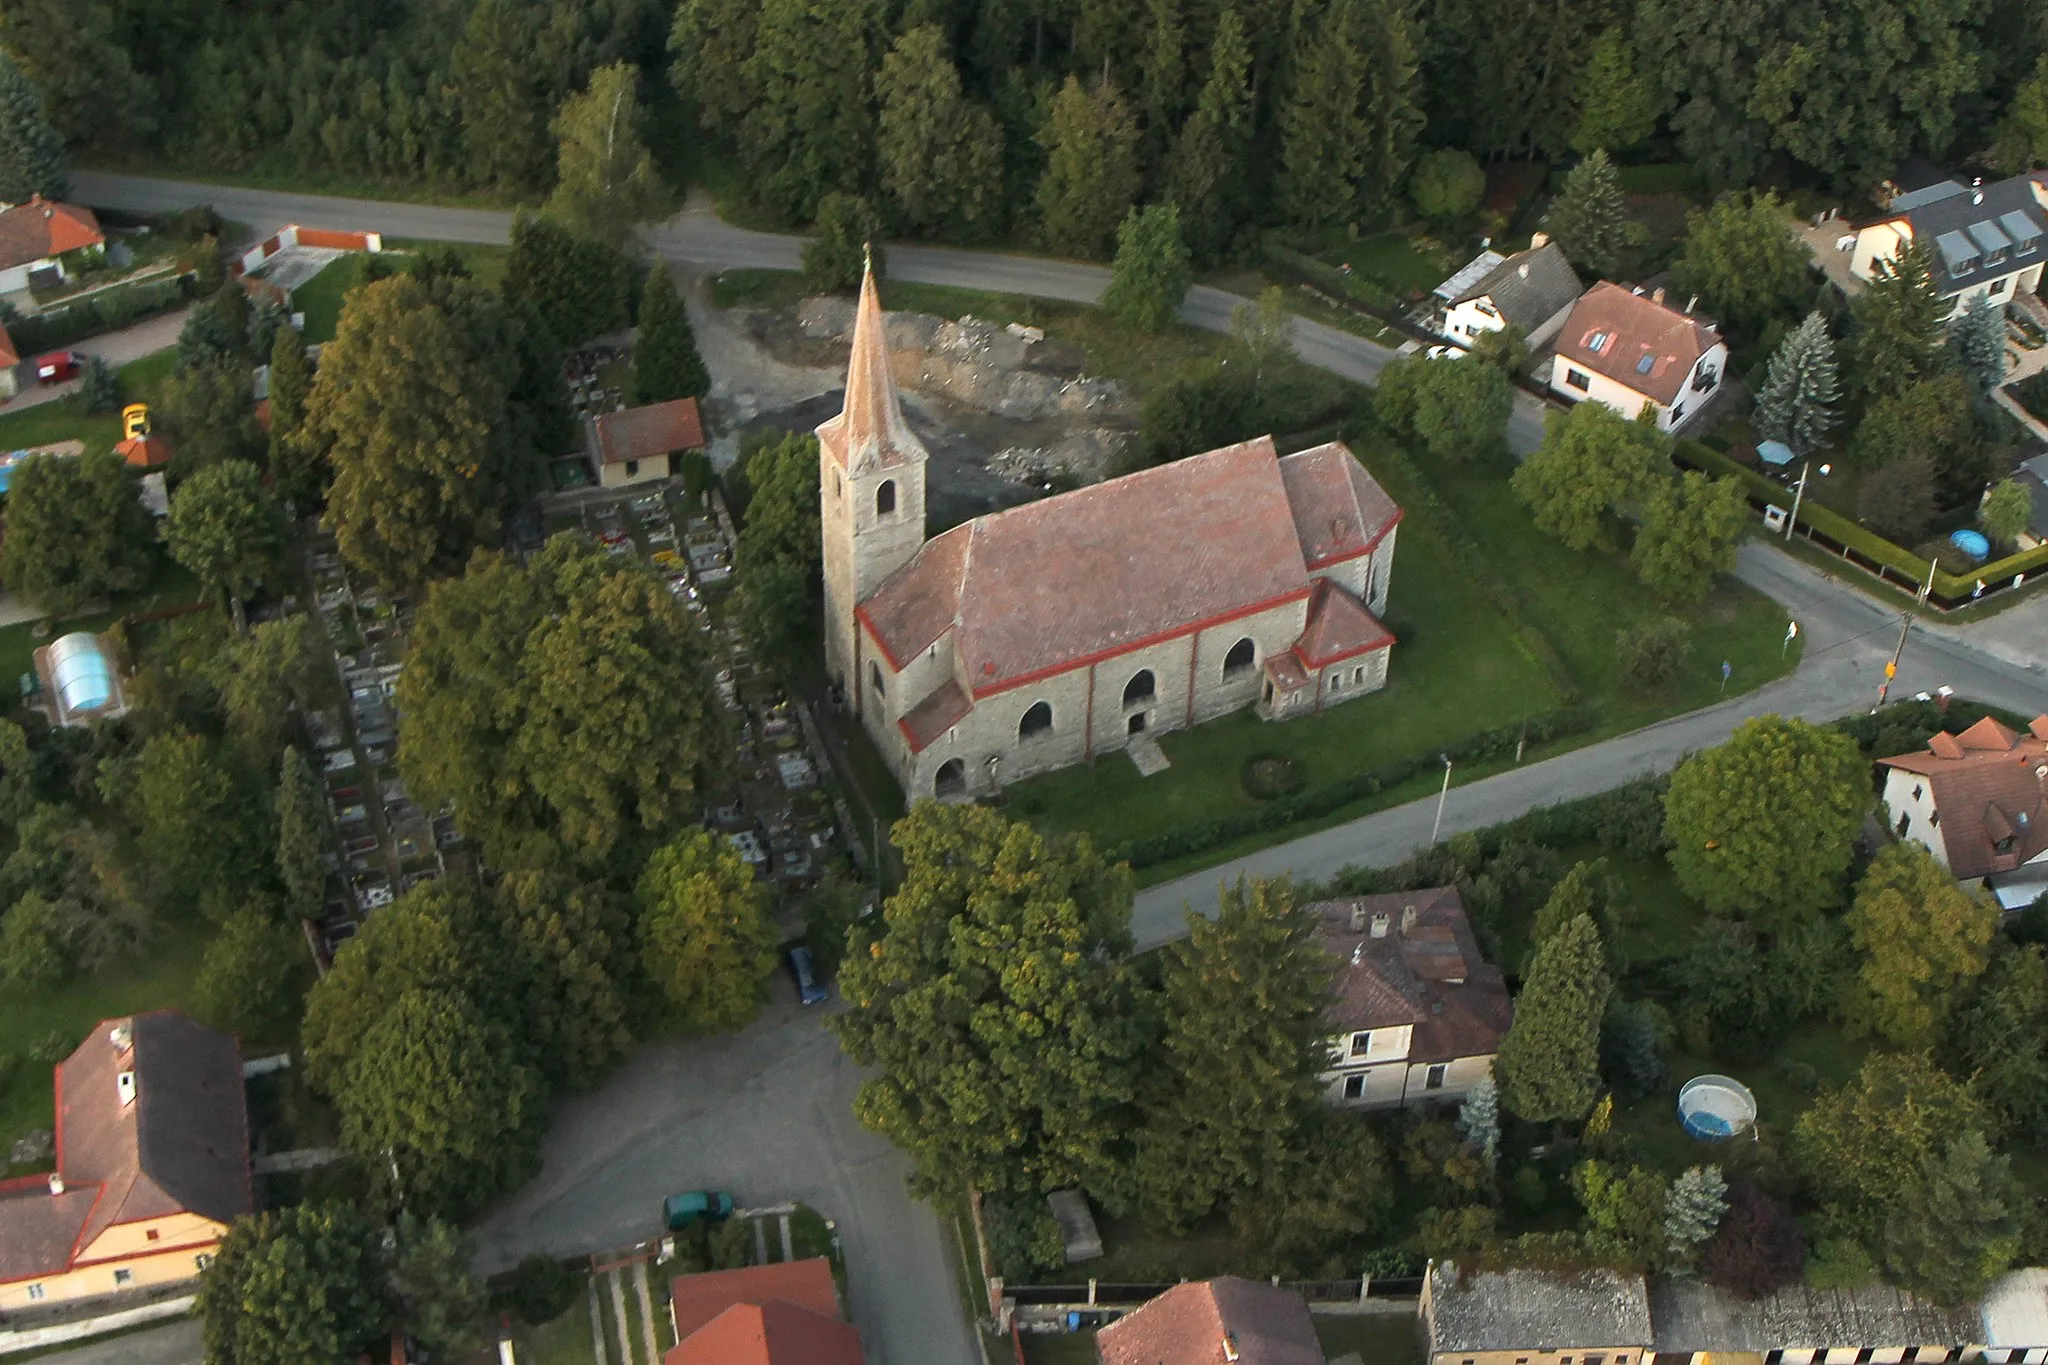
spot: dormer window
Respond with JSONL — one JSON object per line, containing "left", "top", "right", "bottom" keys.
{"left": 1587, "top": 330, "right": 1611, "bottom": 352}
{"left": 116, "top": 1071, "right": 136, "bottom": 1107}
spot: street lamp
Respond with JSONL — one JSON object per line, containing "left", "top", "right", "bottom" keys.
{"left": 1784, "top": 459, "right": 1832, "bottom": 540}
{"left": 1430, "top": 755, "right": 1453, "bottom": 846}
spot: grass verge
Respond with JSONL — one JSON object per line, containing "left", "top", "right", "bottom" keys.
{"left": 292, "top": 241, "right": 512, "bottom": 344}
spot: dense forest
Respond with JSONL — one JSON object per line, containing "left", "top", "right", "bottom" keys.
{"left": 11, "top": 0, "right": 2048, "bottom": 256}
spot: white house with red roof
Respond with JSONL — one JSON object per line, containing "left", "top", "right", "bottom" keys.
{"left": 0, "top": 197, "right": 105, "bottom": 295}
{"left": 1877, "top": 713, "right": 2048, "bottom": 910}
{"left": 1548, "top": 282, "right": 1727, "bottom": 433}
{"left": 819, "top": 260, "right": 1403, "bottom": 802}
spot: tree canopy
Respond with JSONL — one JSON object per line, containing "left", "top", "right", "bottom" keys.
{"left": 1673, "top": 191, "right": 1812, "bottom": 337}
{"left": 635, "top": 828, "right": 779, "bottom": 1032}
{"left": 1102, "top": 204, "right": 1193, "bottom": 332}
{"left": 1630, "top": 472, "right": 1747, "bottom": 607}
{"left": 0, "top": 47, "right": 65, "bottom": 201}
{"left": 196, "top": 1205, "right": 387, "bottom": 1365}
{"left": 1511, "top": 401, "right": 1665, "bottom": 551}
{"left": 0, "top": 449, "right": 155, "bottom": 615}
{"left": 165, "top": 459, "right": 285, "bottom": 614}
{"left": 1376, "top": 354, "right": 1514, "bottom": 465}
{"left": 546, "top": 61, "right": 666, "bottom": 246}
{"left": 1495, "top": 913, "right": 1611, "bottom": 1123}
{"left": 1844, "top": 843, "right": 1996, "bottom": 1047}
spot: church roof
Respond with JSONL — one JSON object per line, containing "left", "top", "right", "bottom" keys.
{"left": 860, "top": 438, "right": 1396, "bottom": 698}
{"left": 817, "top": 257, "right": 926, "bottom": 475}
{"left": 1293, "top": 578, "right": 1394, "bottom": 667}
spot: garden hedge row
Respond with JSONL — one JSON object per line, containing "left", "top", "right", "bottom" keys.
{"left": 8, "top": 274, "right": 194, "bottom": 353}
{"left": 1107, "top": 703, "right": 1598, "bottom": 868}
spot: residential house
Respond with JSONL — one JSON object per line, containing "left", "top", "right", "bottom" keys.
{"left": 1436, "top": 236, "right": 1584, "bottom": 350}
{"left": 0, "top": 197, "right": 105, "bottom": 294}
{"left": 1848, "top": 172, "right": 2048, "bottom": 318}
{"left": 592, "top": 397, "right": 706, "bottom": 489}
{"left": 1877, "top": 714, "right": 2048, "bottom": 909}
{"left": 2011, "top": 453, "right": 2048, "bottom": 551}
{"left": 1422, "top": 1263, "right": 1654, "bottom": 1365}
{"left": 0, "top": 1012, "right": 251, "bottom": 1311}
{"left": 1548, "top": 283, "right": 1726, "bottom": 433}
{"left": 1315, "top": 886, "right": 1511, "bottom": 1110}
{"left": 1096, "top": 1278, "right": 1324, "bottom": 1365}
{"left": 663, "top": 1257, "right": 864, "bottom": 1365}
{"left": 825, "top": 259, "right": 1403, "bottom": 803}
{"left": 0, "top": 317, "right": 16, "bottom": 399}
{"left": 1981, "top": 1269, "right": 2048, "bottom": 1365}
{"left": 1650, "top": 1276, "right": 1983, "bottom": 1365}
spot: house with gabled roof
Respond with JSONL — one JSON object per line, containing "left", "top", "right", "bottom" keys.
{"left": 1436, "top": 235, "right": 1584, "bottom": 351}
{"left": 1315, "top": 886, "right": 1512, "bottom": 1109}
{"left": 663, "top": 1257, "right": 864, "bottom": 1365}
{"left": 1547, "top": 283, "right": 1727, "bottom": 433}
{"left": 0, "top": 1011, "right": 250, "bottom": 1311}
{"left": 820, "top": 258, "right": 1404, "bottom": 803}
{"left": 1877, "top": 713, "right": 2048, "bottom": 910}
{"left": 0, "top": 196, "right": 105, "bottom": 295}
{"left": 591, "top": 397, "right": 706, "bottom": 489}
{"left": 1848, "top": 171, "right": 2048, "bottom": 318}
{"left": 1096, "top": 1277, "right": 1324, "bottom": 1365}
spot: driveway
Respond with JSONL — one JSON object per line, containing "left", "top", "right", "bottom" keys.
{"left": 2, "top": 306, "right": 190, "bottom": 415}
{"left": 25, "top": 1320, "right": 200, "bottom": 1365}
{"left": 471, "top": 978, "right": 977, "bottom": 1365}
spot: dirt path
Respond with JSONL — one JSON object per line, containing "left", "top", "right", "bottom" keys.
{"left": 679, "top": 270, "right": 839, "bottom": 471}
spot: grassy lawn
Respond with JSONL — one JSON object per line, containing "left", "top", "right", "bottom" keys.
{"left": 1315, "top": 1314, "right": 1426, "bottom": 1365}
{"left": 294, "top": 240, "right": 513, "bottom": 343}
{"left": 0, "top": 351, "right": 179, "bottom": 457}
{"left": 1020, "top": 1329, "right": 1102, "bottom": 1364}
{"left": 1334, "top": 232, "right": 1464, "bottom": 299}
{"left": 496, "top": 1298, "right": 601, "bottom": 1365}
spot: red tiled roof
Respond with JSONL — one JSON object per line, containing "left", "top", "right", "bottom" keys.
{"left": 899, "top": 677, "right": 972, "bottom": 754}
{"left": 668, "top": 1259, "right": 842, "bottom": 1342}
{"left": 1879, "top": 714, "right": 2048, "bottom": 879}
{"left": 818, "top": 260, "right": 924, "bottom": 474}
{"left": 863, "top": 437, "right": 1398, "bottom": 697}
{"left": 593, "top": 399, "right": 705, "bottom": 466}
{"left": 1096, "top": 1278, "right": 1324, "bottom": 1365}
{"left": 665, "top": 1301, "right": 864, "bottom": 1365}
{"left": 1313, "top": 887, "right": 1512, "bottom": 1063}
{"left": 1292, "top": 578, "right": 1394, "bottom": 668}
{"left": 115, "top": 434, "right": 173, "bottom": 470}
{"left": 0, "top": 319, "right": 16, "bottom": 369}
{"left": 0, "top": 1178, "right": 97, "bottom": 1282}
{"left": 0, "top": 197, "right": 103, "bottom": 273}
{"left": 1279, "top": 442, "right": 1402, "bottom": 568}
{"left": 1555, "top": 282, "right": 1721, "bottom": 406}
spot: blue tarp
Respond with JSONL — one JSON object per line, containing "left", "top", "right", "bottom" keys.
{"left": 1756, "top": 439, "right": 1796, "bottom": 468}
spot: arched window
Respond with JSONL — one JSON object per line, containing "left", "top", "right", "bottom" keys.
{"left": 1019, "top": 701, "right": 1053, "bottom": 740}
{"left": 1223, "top": 637, "right": 1257, "bottom": 677}
{"left": 869, "top": 662, "right": 885, "bottom": 699}
{"left": 1123, "top": 669, "right": 1155, "bottom": 707}
{"left": 876, "top": 480, "right": 897, "bottom": 515}
{"left": 934, "top": 758, "right": 966, "bottom": 797}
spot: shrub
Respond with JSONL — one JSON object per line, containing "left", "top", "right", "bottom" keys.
{"left": 802, "top": 193, "right": 885, "bottom": 294}
{"left": 509, "top": 1254, "right": 577, "bottom": 1325}
{"left": 1617, "top": 617, "right": 1691, "bottom": 691}
{"left": 982, "top": 1193, "right": 1066, "bottom": 1280}
{"left": 78, "top": 355, "right": 121, "bottom": 414}
{"left": 26, "top": 1029, "right": 70, "bottom": 1065}
{"left": 1241, "top": 754, "right": 1305, "bottom": 801}
{"left": 1509, "top": 1166, "right": 1549, "bottom": 1213}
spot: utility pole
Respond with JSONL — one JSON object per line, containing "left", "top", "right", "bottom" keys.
{"left": 1430, "top": 755, "right": 1453, "bottom": 845}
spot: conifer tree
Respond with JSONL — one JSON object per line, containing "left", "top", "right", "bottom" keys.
{"left": 1949, "top": 293, "right": 2007, "bottom": 391}
{"left": 631, "top": 265, "right": 710, "bottom": 405}
{"left": 1034, "top": 75, "right": 1141, "bottom": 257}
{"left": 1137, "top": 0, "right": 1187, "bottom": 167}
{"left": 667, "top": 0, "right": 762, "bottom": 132}
{"left": 1543, "top": 148, "right": 1628, "bottom": 278}
{"left": 741, "top": 0, "right": 885, "bottom": 223}
{"left": 1852, "top": 236, "right": 1945, "bottom": 402}
{"left": 1129, "top": 879, "right": 1335, "bottom": 1231}
{"left": 1495, "top": 913, "right": 1611, "bottom": 1123}
{"left": 1752, "top": 312, "right": 1840, "bottom": 457}
{"left": 1274, "top": 16, "right": 1367, "bottom": 227}
{"left": 0, "top": 48, "right": 65, "bottom": 201}
{"left": 1164, "top": 5, "right": 1253, "bottom": 264}
{"left": 1103, "top": 204, "right": 1193, "bottom": 332}
{"left": 876, "top": 26, "right": 1005, "bottom": 239}
{"left": 276, "top": 745, "right": 327, "bottom": 923}
{"left": 1570, "top": 28, "right": 1660, "bottom": 157}
{"left": 1458, "top": 1076, "right": 1500, "bottom": 1173}
{"left": 1663, "top": 1164, "right": 1728, "bottom": 1260}
{"left": 1993, "top": 53, "right": 2048, "bottom": 174}
{"left": 1349, "top": 0, "right": 1424, "bottom": 219}
{"left": 1886, "top": 1131, "right": 2021, "bottom": 1303}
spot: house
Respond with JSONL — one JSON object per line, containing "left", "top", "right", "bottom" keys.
{"left": 1650, "top": 1276, "right": 1981, "bottom": 1365}
{"left": 823, "top": 258, "right": 1403, "bottom": 803}
{"left": 1096, "top": 1277, "right": 1324, "bottom": 1365}
{"left": 663, "top": 1257, "right": 863, "bottom": 1365}
{"left": 1421, "top": 1263, "right": 1654, "bottom": 1365}
{"left": 2011, "top": 453, "right": 2048, "bottom": 551}
{"left": 1436, "top": 236, "right": 1584, "bottom": 350}
{"left": 0, "top": 197, "right": 105, "bottom": 294}
{"left": 0, "top": 319, "right": 17, "bottom": 399}
{"left": 1980, "top": 1268, "right": 2048, "bottom": 1364}
{"left": 1547, "top": 283, "right": 1727, "bottom": 433}
{"left": 1876, "top": 714, "right": 2048, "bottom": 909}
{"left": 1848, "top": 172, "right": 2048, "bottom": 318}
{"left": 0, "top": 1012, "right": 251, "bottom": 1311}
{"left": 591, "top": 397, "right": 706, "bottom": 489}
{"left": 1314, "top": 887, "right": 1511, "bottom": 1109}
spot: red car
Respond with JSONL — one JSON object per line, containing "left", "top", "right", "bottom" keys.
{"left": 33, "top": 351, "right": 81, "bottom": 385}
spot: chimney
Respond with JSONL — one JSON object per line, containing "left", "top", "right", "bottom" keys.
{"left": 1518, "top": 262, "right": 1530, "bottom": 279}
{"left": 1370, "top": 912, "right": 1391, "bottom": 939}
{"left": 1224, "top": 1333, "right": 1241, "bottom": 1363}
{"left": 1530, "top": 231, "right": 1550, "bottom": 249}
{"left": 1651, "top": 287, "right": 1667, "bottom": 306}
{"left": 109, "top": 1022, "right": 132, "bottom": 1053}
{"left": 1349, "top": 904, "right": 1368, "bottom": 933}
{"left": 48, "top": 1173, "right": 64, "bottom": 1196}
{"left": 117, "top": 1071, "right": 136, "bottom": 1107}
{"left": 1401, "top": 903, "right": 1419, "bottom": 936}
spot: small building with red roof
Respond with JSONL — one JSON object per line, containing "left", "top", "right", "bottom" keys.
{"left": 592, "top": 397, "right": 706, "bottom": 489}
{"left": 1548, "top": 281, "right": 1727, "bottom": 433}
{"left": 0, "top": 196, "right": 106, "bottom": 295}
{"left": 1096, "top": 1277, "right": 1324, "bottom": 1365}
{"left": 0, "top": 1011, "right": 250, "bottom": 1311}
{"left": 663, "top": 1257, "right": 863, "bottom": 1365}
{"left": 1878, "top": 713, "right": 2048, "bottom": 909}
{"left": 821, "top": 258, "right": 1403, "bottom": 803}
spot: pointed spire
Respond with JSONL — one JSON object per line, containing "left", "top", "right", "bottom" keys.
{"left": 818, "top": 246, "right": 926, "bottom": 473}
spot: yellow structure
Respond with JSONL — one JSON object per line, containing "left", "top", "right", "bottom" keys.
{"left": 0, "top": 1012, "right": 250, "bottom": 1311}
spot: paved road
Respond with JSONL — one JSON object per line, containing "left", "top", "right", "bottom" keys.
{"left": 28, "top": 1320, "right": 200, "bottom": 1365}
{"left": 3, "top": 306, "right": 190, "bottom": 415}
{"left": 470, "top": 976, "right": 976, "bottom": 1365}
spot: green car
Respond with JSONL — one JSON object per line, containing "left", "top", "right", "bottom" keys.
{"left": 663, "top": 1190, "right": 736, "bottom": 1231}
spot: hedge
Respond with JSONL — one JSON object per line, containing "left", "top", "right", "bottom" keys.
{"left": 8, "top": 274, "right": 193, "bottom": 353}
{"left": 1107, "top": 703, "right": 1598, "bottom": 867}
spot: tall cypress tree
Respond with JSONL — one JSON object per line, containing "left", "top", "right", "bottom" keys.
{"left": 631, "top": 264, "right": 710, "bottom": 405}
{"left": 1753, "top": 312, "right": 1840, "bottom": 456}
{"left": 1495, "top": 912, "right": 1611, "bottom": 1123}
{"left": 1165, "top": 5, "right": 1253, "bottom": 264}
{"left": 1543, "top": 148, "right": 1628, "bottom": 278}
{"left": 1852, "top": 236, "right": 1945, "bottom": 403}
{"left": 0, "top": 49, "right": 65, "bottom": 201}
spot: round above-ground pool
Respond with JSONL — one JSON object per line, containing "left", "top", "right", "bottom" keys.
{"left": 1677, "top": 1074, "right": 1757, "bottom": 1141}
{"left": 1951, "top": 529, "right": 1992, "bottom": 563}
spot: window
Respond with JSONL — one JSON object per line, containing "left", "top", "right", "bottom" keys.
{"left": 934, "top": 759, "right": 966, "bottom": 797}
{"left": 1670, "top": 403, "right": 1685, "bottom": 423}
{"left": 1328, "top": 672, "right": 1342, "bottom": 693}
{"left": 1564, "top": 367, "right": 1591, "bottom": 392}
{"left": 1634, "top": 352, "right": 1655, "bottom": 374}
{"left": 876, "top": 480, "right": 896, "bottom": 515}
{"left": 144, "top": 1228, "right": 160, "bottom": 1242}
{"left": 1019, "top": 701, "right": 1053, "bottom": 740}
{"left": 1993, "top": 276, "right": 2010, "bottom": 295}
{"left": 1123, "top": 669, "right": 1156, "bottom": 707}
{"left": 624, "top": 459, "right": 640, "bottom": 477}
{"left": 869, "top": 662, "right": 885, "bottom": 699}
{"left": 1343, "top": 1073, "right": 1366, "bottom": 1099}
{"left": 1587, "top": 330, "right": 1610, "bottom": 352}
{"left": 1223, "top": 637, "right": 1257, "bottom": 677}
{"left": 25, "top": 1284, "right": 43, "bottom": 1302}
{"left": 1351, "top": 1031, "right": 1373, "bottom": 1056}
{"left": 1425, "top": 1064, "right": 1448, "bottom": 1090}
{"left": 834, "top": 471, "right": 842, "bottom": 497}
{"left": 1912, "top": 784, "right": 1924, "bottom": 800}
{"left": 113, "top": 1269, "right": 133, "bottom": 1287}
{"left": 1352, "top": 666, "right": 1365, "bottom": 684}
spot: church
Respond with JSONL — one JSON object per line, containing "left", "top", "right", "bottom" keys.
{"left": 819, "top": 261, "right": 1404, "bottom": 802}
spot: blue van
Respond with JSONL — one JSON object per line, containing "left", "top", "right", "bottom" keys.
{"left": 788, "top": 946, "right": 828, "bottom": 1005}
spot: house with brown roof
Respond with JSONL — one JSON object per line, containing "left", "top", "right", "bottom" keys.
{"left": 1436, "top": 235, "right": 1584, "bottom": 351}
{"left": 821, "top": 259, "right": 1403, "bottom": 802}
{"left": 1315, "top": 887, "right": 1512, "bottom": 1109}
{"left": 0, "top": 1011, "right": 251, "bottom": 1311}
{"left": 591, "top": 397, "right": 706, "bottom": 489}
{"left": 0, "top": 197, "right": 105, "bottom": 295}
{"left": 1878, "top": 714, "right": 2048, "bottom": 909}
{"left": 663, "top": 1257, "right": 864, "bottom": 1365}
{"left": 1096, "top": 1277, "right": 1324, "bottom": 1365}
{"left": 1547, "top": 283, "right": 1727, "bottom": 433}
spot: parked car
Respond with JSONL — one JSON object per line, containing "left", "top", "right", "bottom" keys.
{"left": 33, "top": 351, "right": 81, "bottom": 385}
{"left": 1424, "top": 344, "right": 1468, "bottom": 361}
{"left": 663, "top": 1190, "right": 736, "bottom": 1230}
{"left": 788, "top": 946, "right": 828, "bottom": 1005}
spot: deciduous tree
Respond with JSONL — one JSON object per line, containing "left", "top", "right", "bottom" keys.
{"left": 1855, "top": 452, "right": 1938, "bottom": 543}
{"left": 1851, "top": 371, "right": 1983, "bottom": 506}
{"left": 1544, "top": 149, "right": 1628, "bottom": 279}
{"left": 1410, "top": 148, "right": 1484, "bottom": 223}
{"left": 499, "top": 870, "right": 636, "bottom": 1085}
{"left": 876, "top": 26, "right": 1005, "bottom": 239}
{"left": 1102, "top": 204, "right": 1192, "bottom": 333}
{"left": 1662, "top": 716, "right": 1867, "bottom": 923}
{"left": 1510, "top": 401, "right": 1665, "bottom": 550}
{"left": 165, "top": 460, "right": 284, "bottom": 617}
{"left": 831, "top": 803, "right": 1145, "bottom": 1196}
{"left": 667, "top": 0, "right": 760, "bottom": 132}
{"left": 1495, "top": 913, "right": 1610, "bottom": 1123}
{"left": 1981, "top": 478, "right": 2035, "bottom": 549}
{"left": 391, "top": 1214, "right": 488, "bottom": 1360}
{"left": 739, "top": 0, "right": 885, "bottom": 222}
{"left": 636, "top": 828, "right": 779, "bottom": 1032}
{"left": 196, "top": 1205, "right": 387, "bottom": 1365}
{"left": 1376, "top": 354, "right": 1514, "bottom": 465}
{"left": 1993, "top": 52, "right": 2048, "bottom": 174}
{"left": 1844, "top": 843, "right": 1996, "bottom": 1047}
{"left": 106, "top": 728, "right": 254, "bottom": 914}
{"left": 1753, "top": 313, "right": 1840, "bottom": 457}
{"left": 1229, "top": 287, "right": 1295, "bottom": 398}
{"left": 802, "top": 193, "right": 884, "bottom": 293}
{"left": 193, "top": 906, "right": 307, "bottom": 1045}
{"left": 546, "top": 62, "right": 666, "bottom": 247}
{"left": 631, "top": 264, "right": 710, "bottom": 405}
{"left": 1700, "top": 1183, "right": 1805, "bottom": 1298}
{"left": 0, "top": 448, "right": 155, "bottom": 615}
{"left": 1673, "top": 192, "right": 1811, "bottom": 337}
{"left": 1631, "top": 471, "right": 1747, "bottom": 607}
{"left": 276, "top": 746, "right": 327, "bottom": 922}
{"left": 1035, "top": 75, "right": 1141, "bottom": 257}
